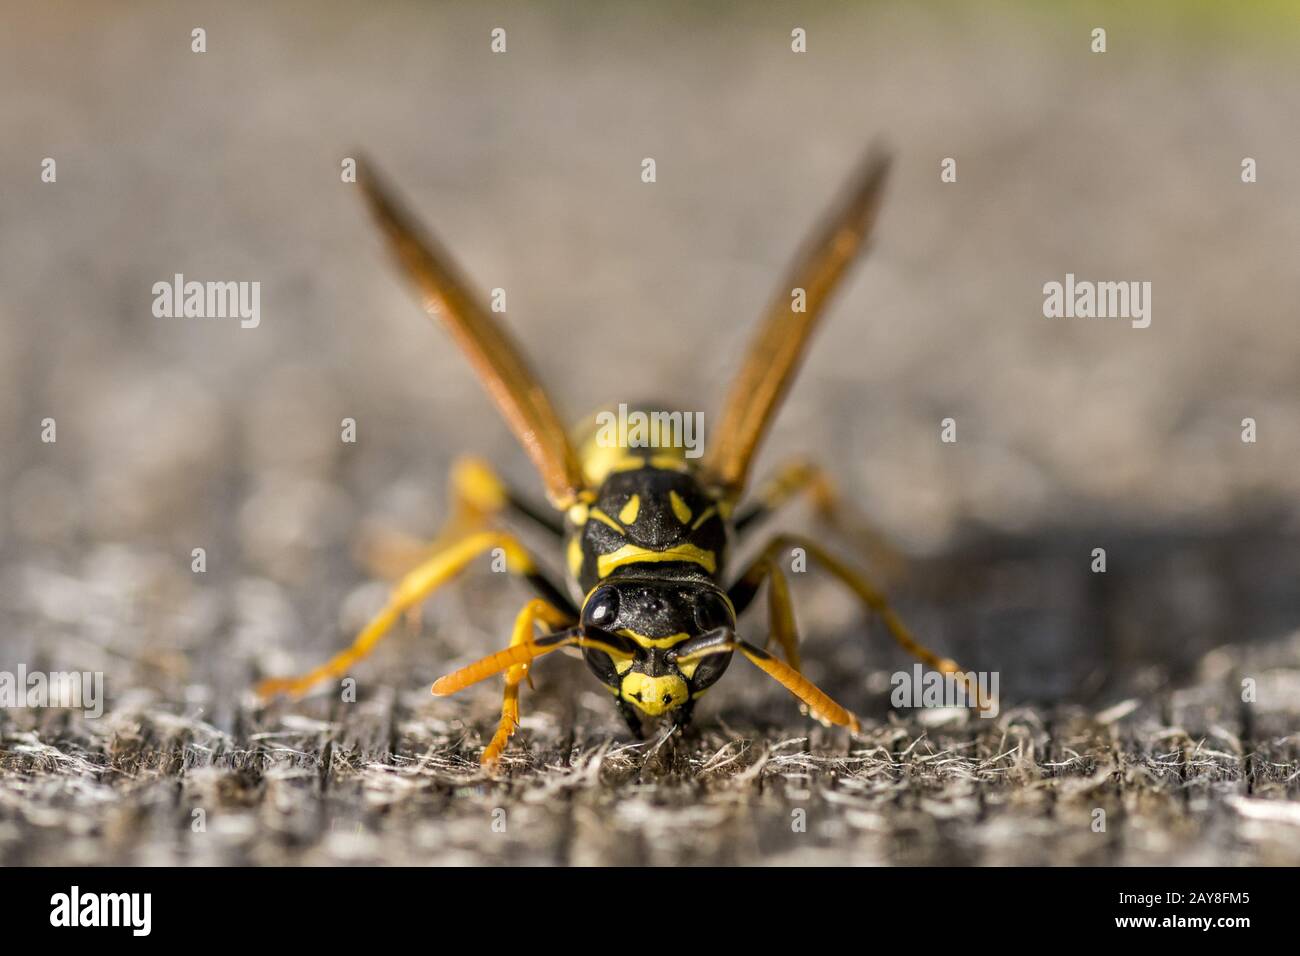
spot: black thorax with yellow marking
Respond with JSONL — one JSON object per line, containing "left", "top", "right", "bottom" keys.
{"left": 566, "top": 455, "right": 728, "bottom": 593}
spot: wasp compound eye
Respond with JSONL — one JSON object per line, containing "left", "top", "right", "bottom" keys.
{"left": 585, "top": 586, "right": 620, "bottom": 627}
{"left": 693, "top": 590, "right": 731, "bottom": 633}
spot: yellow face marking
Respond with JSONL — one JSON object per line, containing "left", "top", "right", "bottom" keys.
{"left": 589, "top": 508, "right": 624, "bottom": 534}
{"left": 616, "top": 628, "right": 691, "bottom": 650}
{"left": 618, "top": 494, "right": 641, "bottom": 526}
{"left": 620, "top": 672, "right": 689, "bottom": 716}
{"left": 595, "top": 542, "right": 717, "bottom": 578}
{"left": 566, "top": 536, "right": 584, "bottom": 577}
{"left": 668, "top": 490, "right": 692, "bottom": 525}
{"left": 690, "top": 505, "right": 716, "bottom": 530}
{"left": 615, "top": 658, "right": 634, "bottom": 675}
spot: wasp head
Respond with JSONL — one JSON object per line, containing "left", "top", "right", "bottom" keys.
{"left": 579, "top": 577, "right": 735, "bottom": 717}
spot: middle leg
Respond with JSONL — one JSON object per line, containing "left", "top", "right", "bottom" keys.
{"left": 257, "top": 529, "right": 573, "bottom": 699}
{"left": 732, "top": 533, "right": 993, "bottom": 714}
{"left": 481, "top": 597, "right": 577, "bottom": 766}
{"left": 357, "top": 455, "right": 563, "bottom": 582}
{"left": 728, "top": 555, "right": 802, "bottom": 673}
{"left": 732, "top": 458, "right": 906, "bottom": 581}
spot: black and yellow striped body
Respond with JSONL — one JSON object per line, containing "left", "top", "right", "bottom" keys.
{"left": 258, "top": 152, "right": 908, "bottom": 765}
{"left": 564, "top": 415, "right": 738, "bottom": 723}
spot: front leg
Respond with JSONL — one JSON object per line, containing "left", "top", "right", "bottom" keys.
{"left": 481, "top": 598, "right": 577, "bottom": 767}
{"left": 257, "top": 528, "right": 573, "bottom": 701}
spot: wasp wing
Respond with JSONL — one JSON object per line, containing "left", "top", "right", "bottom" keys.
{"left": 703, "top": 150, "right": 891, "bottom": 500}
{"left": 359, "top": 159, "right": 587, "bottom": 508}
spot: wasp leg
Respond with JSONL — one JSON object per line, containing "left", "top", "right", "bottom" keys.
{"left": 673, "top": 628, "right": 858, "bottom": 732}
{"left": 738, "top": 533, "right": 994, "bottom": 714}
{"left": 479, "top": 598, "right": 576, "bottom": 767}
{"left": 357, "top": 456, "right": 561, "bottom": 583}
{"left": 432, "top": 628, "right": 640, "bottom": 765}
{"left": 732, "top": 459, "right": 904, "bottom": 580}
{"left": 357, "top": 456, "right": 569, "bottom": 637}
{"left": 727, "top": 556, "right": 801, "bottom": 672}
{"left": 256, "top": 530, "right": 573, "bottom": 700}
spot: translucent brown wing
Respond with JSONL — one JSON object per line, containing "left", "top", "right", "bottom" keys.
{"left": 359, "top": 159, "right": 587, "bottom": 508}
{"left": 703, "top": 150, "right": 892, "bottom": 500}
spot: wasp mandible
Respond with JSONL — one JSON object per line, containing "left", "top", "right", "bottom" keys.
{"left": 257, "top": 150, "right": 986, "bottom": 766}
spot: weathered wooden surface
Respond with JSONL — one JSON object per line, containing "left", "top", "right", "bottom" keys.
{"left": 3, "top": 2, "right": 1300, "bottom": 865}
{"left": 3, "top": 528, "right": 1300, "bottom": 866}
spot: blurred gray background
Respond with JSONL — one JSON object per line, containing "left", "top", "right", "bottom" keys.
{"left": 2, "top": 1, "right": 1299, "bottom": 865}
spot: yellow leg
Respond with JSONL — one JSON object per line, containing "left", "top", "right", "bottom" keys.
{"left": 735, "top": 459, "right": 905, "bottom": 581}
{"left": 730, "top": 556, "right": 802, "bottom": 672}
{"left": 480, "top": 598, "right": 575, "bottom": 766}
{"left": 721, "top": 555, "right": 813, "bottom": 721}
{"left": 355, "top": 456, "right": 515, "bottom": 581}
{"left": 737, "top": 459, "right": 837, "bottom": 523}
{"left": 431, "top": 627, "right": 638, "bottom": 765}
{"left": 737, "top": 643, "right": 858, "bottom": 732}
{"left": 748, "top": 533, "right": 994, "bottom": 714}
{"left": 256, "top": 529, "right": 542, "bottom": 700}
{"left": 432, "top": 631, "right": 634, "bottom": 697}
{"left": 673, "top": 635, "right": 859, "bottom": 732}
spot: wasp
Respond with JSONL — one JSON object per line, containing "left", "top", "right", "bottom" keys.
{"left": 256, "top": 149, "right": 985, "bottom": 766}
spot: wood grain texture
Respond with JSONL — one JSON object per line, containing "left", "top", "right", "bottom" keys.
{"left": 3, "top": 532, "right": 1298, "bottom": 867}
